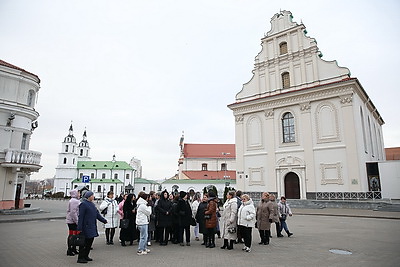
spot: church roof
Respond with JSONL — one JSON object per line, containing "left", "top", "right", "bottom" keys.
{"left": 77, "top": 161, "right": 133, "bottom": 170}
{"left": 183, "top": 144, "right": 235, "bottom": 158}
{"left": 135, "top": 178, "right": 158, "bottom": 184}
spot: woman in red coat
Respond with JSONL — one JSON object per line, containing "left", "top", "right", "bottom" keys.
{"left": 204, "top": 191, "right": 218, "bottom": 248}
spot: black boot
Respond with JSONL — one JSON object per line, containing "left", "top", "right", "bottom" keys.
{"left": 217, "top": 230, "right": 221, "bottom": 238}
{"left": 221, "top": 239, "right": 228, "bottom": 249}
{"left": 67, "top": 235, "right": 75, "bottom": 256}
{"left": 265, "top": 230, "right": 270, "bottom": 245}
{"left": 227, "top": 240, "right": 234, "bottom": 250}
{"left": 205, "top": 235, "right": 210, "bottom": 248}
{"left": 209, "top": 235, "right": 215, "bottom": 248}
{"left": 286, "top": 230, "right": 293, "bottom": 237}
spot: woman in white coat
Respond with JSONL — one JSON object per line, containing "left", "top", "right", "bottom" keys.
{"left": 237, "top": 194, "right": 256, "bottom": 252}
{"left": 221, "top": 191, "right": 238, "bottom": 250}
{"left": 99, "top": 191, "right": 119, "bottom": 245}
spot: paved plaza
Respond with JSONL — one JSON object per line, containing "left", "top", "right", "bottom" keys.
{"left": 0, "top": 199, "right": 399, "bottom": 267}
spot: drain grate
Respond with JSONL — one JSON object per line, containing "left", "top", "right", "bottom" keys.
{"left": 329, "top": 249, "right": 352, "bottom": 255}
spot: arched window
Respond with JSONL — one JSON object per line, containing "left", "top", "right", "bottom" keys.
{"left": 97, "top": 185, "right": 102, "bottom": 192}
{"left": 114, "top": 173, "right": 118, "bottom": 179}
{"left": 102, "top": 173, "right": 106, "bottom": 179}
{"left": 282, "top": 112, "right": 295, "bottom": 143}
{"left": 65, "top": 145, "right": 69, "bottom": 152}
{"left": 282, "top": 72, "right": 290, "bottom": 89}
{"left": 63, "top": 157, "right": 67, "bottom": 164}
{"left": 126, "top": 174, "right": 130, "bottom": 179}
{"left": 110, "top": 186, "right": 114, "bottom": 192}
{"left": 202, "top": 163, "right": 208, "bottom": 171}
{"left": 279, "top": 42, "right": 288, "bottom": 55}
{"left": 80, "top": 149, "right": 83, "bottom": 156}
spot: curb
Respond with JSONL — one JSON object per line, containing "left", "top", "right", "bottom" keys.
{"left": 294, "top": 212, "right": 400, "bottom": 220}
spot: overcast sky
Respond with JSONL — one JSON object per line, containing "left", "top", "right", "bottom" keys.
{"left": 1, "top": 0, "right": 399, "bottom": 181}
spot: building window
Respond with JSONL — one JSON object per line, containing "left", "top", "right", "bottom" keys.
{"left": 282, "top": 72, "right": 290, "bottom": 89}
{"left": 114, "top": 173, "right": 118, "bottom": 179}
{"left": 279, "top": 42, "right": 288, "bottom": 55}
{"left": 65, "top": 145, "right": 69, "bottom": 152}
{"left": 21, "top": 133, "right": 28, "bottom": 149}
{"left": 282, "top": 112, "right": 295, "bottom": 143}
{"left": 143, "top": 187, "right": 146, "bottom": 191}
{"left": 110, "top": 186, "right": 114, "bottom": 192}
{"left": 91, "top": 173, "right": 94, "bottom": 179}
{"left": 202, "top": 163, "right": 208, "bottom": 171}
{"left": 80, "top": 149, "right": 83, "bottom": 156}
{"left": 102, "top": 173, "right": 106, "bottom": 179}
{"left": 97, "top": 185, "right": 102, "bottom": 192}
{"left": 80, "top": 173, "right": 83, "bottom": 179}
{"left": 27, "top": 90, "right": 35, "bottom": 107}
{"left": 73, "top": 158, "right": 75, "bottom": 164}
{"left": 126, "top": 174, "right": 130, "bottom": 179}
{"left": 221, "top": 163, "right": 227, "bottom": 171}
{"left": 63, "top": 157, "right": 67, "bottom": 164}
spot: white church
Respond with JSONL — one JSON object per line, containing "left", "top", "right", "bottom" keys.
{"left": 53, "top": 125, "right": 144, "bottom": 198}
{"left": 228, "top": 11, "right": 393, "bottom": 200}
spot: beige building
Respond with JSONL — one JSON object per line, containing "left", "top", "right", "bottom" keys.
{"left": 0, "top": 60, "right": 42, "bottom": 209}
{"left": 228, "top": 11, "right": 385, "bottom": 200}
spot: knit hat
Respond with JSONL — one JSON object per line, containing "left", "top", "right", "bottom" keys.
{"left": 179, "top": 191, "right": 187, "bottom": 198}
{"left": 84, "top": 190, "right": 94, "bottom": 199}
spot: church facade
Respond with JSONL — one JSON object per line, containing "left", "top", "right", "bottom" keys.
{"left": 53, "top": 125, "right": 137, "bottom": 198}
{"left": 228, "top": 11, "right": 385, "bottom": 200}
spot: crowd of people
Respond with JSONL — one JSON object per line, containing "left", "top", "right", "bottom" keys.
{"left": 65, "top": 188, "right": 294, "bottom": 263}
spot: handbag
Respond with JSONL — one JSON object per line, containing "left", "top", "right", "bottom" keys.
{"left": 190, "top": 217, "right": 196, "bottom": 226}
{"left": 227, "top": 227, "right": 236, "bottom": 234}
{"left": 281, "top": 214, "right": 287, "bottom": 221}
{"left": 72, "top": 234, "right": 85, "bottom": 247}
{"left": 120, "top": 219, "right": 129, "bottom": 229}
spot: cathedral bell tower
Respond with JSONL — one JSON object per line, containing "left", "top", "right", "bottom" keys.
{"left": 53, "top": 124, "right": 78, "bottom": 195}
{"left": 78, "top": 129, "right": 91, "bottom": 161}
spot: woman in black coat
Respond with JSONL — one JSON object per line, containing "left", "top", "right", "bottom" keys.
{"left": 120, "top": 194, "right": 138, "bottom": 246}
{"left": 155, "top": 190, "right": 173, "bottom": 245}
{"left": 196, "top": 193, "right": 208, "bottom": 245}
{"left": 176, "top": 191, "right": 192, "bottom": 246}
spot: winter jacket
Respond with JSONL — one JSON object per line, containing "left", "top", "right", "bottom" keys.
{"left": 191, "top": 200, "right": 200, "bottom": 218}
{"left": 256, "top": 199, "right": 271, "bottom": 230}
{"left": 77, "top": 198, "right": 107, "bottom": 238}
{"left": 176, "top": 198, "right": 192, "bottom": 227}
{"left": 278, "top": 201, "right": 292, "bottom": 218}
{"left": 66, "top": 189, "right": 80, "bottom": 224}
{"left": 155, "top": 195, "right": 173, "bottom": 227}
{"left": 196, "top": 201, "right": 208, "bottom": 234}
{"left": 136, "top": 197, "right": 152, "bottom": 226}
{"left": 237, "top": 198, "right": 256, "bottom": 228}
{"left": 267, "top": 200, "right": 279, "bottom": 223}
{"left": 204, "top": 197, "right": 218, "bottom": 229}
{"left": 99, "top": 197, "right": 119, "bottom": 228}
{"left": 221, "top": 198, "right": 238, "bottom": 240}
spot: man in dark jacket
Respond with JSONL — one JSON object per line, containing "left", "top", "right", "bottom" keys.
{"left": 77, "top": 191, "right": 107, "bottom": 264}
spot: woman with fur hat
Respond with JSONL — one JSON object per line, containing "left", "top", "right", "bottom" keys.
{"left": 77, "top": 190, "right": 107, "bottom": 263}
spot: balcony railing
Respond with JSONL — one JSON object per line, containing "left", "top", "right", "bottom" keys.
{"left": 3, "top": 149, "right": 42, "bottom": 167}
